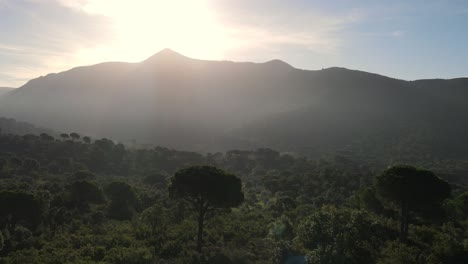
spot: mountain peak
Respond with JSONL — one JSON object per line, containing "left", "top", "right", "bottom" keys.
{"left": 263, "top": 59, "right": 293, "bottom": 70}
{"left": 144, "top": 48, "right": 189, "bottom": 63}
{"left": 157, "top": 48, "right": 184, "bottom": 56}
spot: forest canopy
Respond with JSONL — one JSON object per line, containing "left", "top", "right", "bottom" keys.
{"left": 0, "top": 123, "right": 466, "bottom": 263}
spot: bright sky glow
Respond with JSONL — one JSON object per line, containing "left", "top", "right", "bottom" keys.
{"left": 0, "top": 0, "right": 467, "bottom": 87}
{"left": 76, "top": 0, "right": 233, "bottom": 62}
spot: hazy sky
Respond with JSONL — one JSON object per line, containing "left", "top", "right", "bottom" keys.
{"left": 1, "top": 0, "right": 467, "bottom": 87}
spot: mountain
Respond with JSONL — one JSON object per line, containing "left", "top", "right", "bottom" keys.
{"left": 236, "top": 72, "right": 468, "bottom": 160}
{"left": 0, "top": 117, "right": 55, "bottom": 136}
{"left": 1, "top": 49, "right": 468, "bottom": 159}
{"left": 0, "top": 87, "right": 13, "bottom": 97}
{"left": 0, "top": 49, "right": 313, "bottom": 150}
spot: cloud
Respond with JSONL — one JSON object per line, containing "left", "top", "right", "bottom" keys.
{"left": 207, "top": 0, "right": 364, "bottom": 60}
{"left": 0, "top": 0, "right": 112, "bottom": 87}
{"left": 6, "top": 0, "right": 463, "bottom": 86}
{"left": 0, "top": 0, "right": 367, "bottom": 86}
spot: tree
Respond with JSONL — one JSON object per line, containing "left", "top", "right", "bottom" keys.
{"left": 67, "top": 180, "right": 104, "bottom": 211}
{"left": 82, "top": 136, "right": 91, "bottom": 144}
{"left": 446, "top": 191, "right": 468, "bottom": 220}
{"left": 104, "top": 181, "right": 138, "bottom": 220}
{"left": 375, "top": 165, "right": 451, "bottom": 242}
{"left": 40, "top": 133, "right": 54, "bottom": 141}
{"left": 357, "top": 187, "right": 383, "bottom": 214}
{"left": 143, "top": 172, "right": 167, "bottom": 187}
{"left": 0, "top": 191, "right": 42, "bottom": 232}
{"left": 141, "top": 203, "right": 167, "bottom": 235}
{"left": 168, "top": 166, "right": 244, "bottom": 253}
{"left": 378, "top": 241, "right": 421, "bottom": 264}
{"left": 298, "top": 206, "right": 389, "bottom": 264}
{"left": 72, "top": 170, "right": 96, "bottom": 181}
{"left": 23, "top": 158, "right": 39, "bottom": 172}
{"left": 0, "top": 158, "right": 6, "bottom": 171}
{"left": 60, "top": 133, "right": 69, "bottom": 141}
{"left": 70, "top": 133, "right": 80, "bottom": 141}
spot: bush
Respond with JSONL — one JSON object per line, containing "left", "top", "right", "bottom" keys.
{"left": 103, "top": 246, "right": 153, "bottom": 264}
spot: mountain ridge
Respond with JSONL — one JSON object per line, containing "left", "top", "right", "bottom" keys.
{"left": 11, "top": 49, "right": 466, "bottom": 90}
{"left": 1, "top": 49, "right": 468, "bottom": 157}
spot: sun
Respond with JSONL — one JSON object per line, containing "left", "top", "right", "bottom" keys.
{"left": 76, "top": 0, "right": 232, "bottom": 63}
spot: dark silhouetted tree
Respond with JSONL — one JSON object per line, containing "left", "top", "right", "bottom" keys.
{"left": 60, "top": 133, "right": 69, "bottom": 141}
{"left": 82, "top": 136, "right": 91, "bottom": 144}
{"left": 70, "top": 132, "right": 80, "bottom": 141}
{"left": 375, "top": 165, "right": 451, "bottom": 242}
{"left": 67, "top": 180, "right": 104, "bottom": 211}
{"left": 0, "top": 191, "right": 42, "bottom": 232}
{"left": 169, "top": 166, "right": 244, "bottom": 253}
{"left": 40, "top": 133, "right": 54, "bottom": 141}
{"left": 104, "top": 181, "right": 138, "bottom": 220}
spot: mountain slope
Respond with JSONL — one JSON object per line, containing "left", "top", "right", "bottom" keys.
{"left": 0, "top": 49, "right": 322, "bottom": 150}
{"left": 0, "top": 87, "right": 13, "bottom": 97}
{"left": 235, "top": 74, "right": 468, "bottom": 159}
{"left": 0, "top": 116, "right": 55, "bottom": 136}
{"left": 0, "top": 49, "right": 467, "bottom": 157}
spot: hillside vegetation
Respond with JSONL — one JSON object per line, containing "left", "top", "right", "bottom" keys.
{"left": 0, "top": 124, "right": 466, "bottom": 263}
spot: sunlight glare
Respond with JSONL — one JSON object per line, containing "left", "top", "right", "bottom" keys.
{"left": 78, "top": 0, "right": 232, "bottom": 63}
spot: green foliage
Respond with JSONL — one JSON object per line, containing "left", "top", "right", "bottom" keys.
{"left": 378, "top": 241, "right": 421, "bottom": 264}
{"left": 73, "top": 171, "right": 96, "bottom": 181}
{"left": 424, "top": 223, "right": 468, "bottom": 263}
{"left": 376, "top": 165, "right": 451, "bottom": 209}
{"left": 375, "top": 165, "right": 451, "bottom": 241}
{"left": 0, "top": 230, "right": 4, "bottom": 252}
{"left": 446, "top": 191, "right": 468, "bottom": 219}
{"left": 0, "top": 191, "right": 42, "bottom": 231}
{"left": 23, "top": 158, "right": 39, "bottom": 172}
{"left": 298, "top": 206, "right": 392, "bottom": 264}
{"left": 357, "top": 187, "right": 384, "bottom": 214}
{"left": 169, "top": 166, "right": 244, "bottom": 253}
{"left": 104, "top": 181, "right": 138, "bottom": 220}
{"left": 107, "top": 200, "right": 134, "bottom": 221}
{"left": 143, "top": 172, "right": 167, "bottom": 187}
{"left": 169, "top": 166, "right": 244, "bottom": 209}
{"left": 140, "top": 203, "right": 167, "bottom": 236}
{"left": 0, "top": 130, "right": 466, "bottom": 263}
{"left": 67, "top": 181, "right": 105, "bottom": 210}
{"left": 103, "top": 246, "right": 153, "bottom": 264}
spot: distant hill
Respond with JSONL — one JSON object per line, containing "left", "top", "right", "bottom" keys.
{"left": 0, "top": 87, "right": 13, "bottom": 97}
{"left": 0, "top": 117, "right": 55, "bottom": 136}
{"left": 0, "top": 49, "right": 467, "bottom": 161}
{"left": 235, "top": 73, "right": 468, "bottom": 161}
